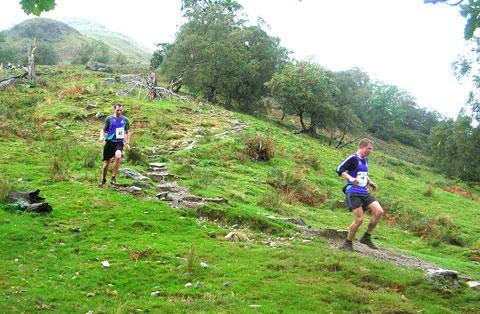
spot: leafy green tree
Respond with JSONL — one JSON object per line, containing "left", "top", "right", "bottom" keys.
{"left": 114, "top": 52, "right": 128, "bottom": 65}
{"left": 20, "top": 0, "right": 55, "bottom": 16}
{"left": 71, "top": 40, "right": 111, "bottom": 65}
{"left": 161, "top": 0, "right": 286, "bottom": 112}
{"left": 326, "top": 68, "right": 371, "bottom": 147}
{"left": 34, "top": 43, "right": 60, "bottom": 65}
{"left": 424, "top": 0, "right": 480, "bottom": 40}
{"left": 428, "top": 115, "right": 480, "bottom": 181}
{"left": 0, "top": 32, "right": 15, "bottom": 64}
{"left": 71, "top": 42, "right": 94, "bottom": 65}
{"left": 150, "top": 43, "right": 167, "bottom": 70}
{"left": 266, "top": 61, "right": 338, "bottom": 137}
{"left": 93, "top": 40, "right": 111, "bottom": 64}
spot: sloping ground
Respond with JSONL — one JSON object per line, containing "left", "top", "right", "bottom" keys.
{"left": 61, "top": 17, "right": 152, "bottom": 63}
{"left": 0, "top": 65, "right": 480, "bottom": 313}
{"left": 2, "top": 18, "right": 151, "bottom": 64}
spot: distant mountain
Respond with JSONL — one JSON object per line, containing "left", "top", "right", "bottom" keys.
{"left": 2, "top": 18, "right": 88, "bottom": 64}
{"left": 1, "top": 18, "right": 151, "bottom": 65}
{"left": 61, "top": 17, "right": 152, "bottom": 63}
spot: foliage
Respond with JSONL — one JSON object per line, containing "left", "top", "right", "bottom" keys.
{"left": 33, "top": 42, "right": 60, "bottom": 65}
{"left": 326, "top": 68, "right": 370, "bottom": 147}
{"left": 425, "top": 0, "right": 480, "bottom": 40}
{"left": 244, "top": 133, "right": 274, "bottom": 162}
{"left": 266, "top": 61, "right": 338, "bottom": 137}
{"left": 428, "top": 115, "right": 480, "bottom": 181}
{"left": 150, "top": 43, "right": 166, "bottom": 70}
{"left": 71, "top": 40, "right": 111, "bottom": 65}
{"left": 160, "top": 0, "right": 287, "bottom": 112}
{"left": 20, "top": 0, "right": 56, "bottom": 16}
{"left": 0, "top": 32, "right": 16, "bottom": 64}
{"left": 0, "top": 179, "right": 12, "bottom": 203}
{"left": 380, "top": 196, "right": 466, "bottom": 247}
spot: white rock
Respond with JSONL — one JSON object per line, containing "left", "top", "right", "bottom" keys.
{"left": 185, "top": 282, "right": 192, "bottom": 287}
{"left": 200, "top": 262, "right": 208, "bottom": 268}
{"left": 101, "top": 261, "right": 110, "bottom": 268}
{"left": 467, "top": 281, "right": 480, "bottom": 289}
{"left": 249, "top": 305, "right": 262, "bottom": 308}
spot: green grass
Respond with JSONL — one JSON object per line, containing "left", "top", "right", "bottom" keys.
{"left": 0, "top": 65, "right": 479, "bottom": 313}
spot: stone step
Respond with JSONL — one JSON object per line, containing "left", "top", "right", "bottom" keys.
{"left": 150, "top": 173, "right": 175, "bottom": 182}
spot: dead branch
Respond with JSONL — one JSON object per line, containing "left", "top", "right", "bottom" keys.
{"left": 118, "top": 74, "right": 189, "bottom": 103}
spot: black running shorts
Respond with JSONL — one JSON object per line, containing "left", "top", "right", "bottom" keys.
{"left": 345, "top": 192, "right": 376, "bottom": 211}
{"left": 103, "top": 140, "right": 124, "bottom": 161}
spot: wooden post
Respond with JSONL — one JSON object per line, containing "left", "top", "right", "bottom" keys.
{"left": 27, "top": 36, "right": 37, "bottom": 83}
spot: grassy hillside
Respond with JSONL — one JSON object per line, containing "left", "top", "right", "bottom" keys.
{"left": 2, "top": 18, "right": 150, "bottom": 64}
{"left": 3, "top": 18, "right": 88, "bottom": 64}
{"left": 61, "top": 18, "right": 152, "bottom": 63}
{"left": 0, "top": 66, "right": 479, "bottom": 313}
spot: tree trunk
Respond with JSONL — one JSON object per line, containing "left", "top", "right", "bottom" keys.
{"left": 27, "top": 36, "right": 37, "bottom": 83}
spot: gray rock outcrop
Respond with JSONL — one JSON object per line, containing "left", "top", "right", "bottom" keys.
{"left": 86, "top": 61, "right": 113, "bottom": 73}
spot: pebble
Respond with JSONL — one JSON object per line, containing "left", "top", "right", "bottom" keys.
{"left": 101, "top": 261, "right": 111, "bottom": 268}
{"left": 222, "top": 282, "right": 232, "bottom": 287}
{"left": 185, "top": 282, "right": 192, "bottom": 288}
{"left": 151, "top": 291, "right": 161, "bottom": 297}
{"left": 200, "top": 262, "right": 208, "bottom": 268}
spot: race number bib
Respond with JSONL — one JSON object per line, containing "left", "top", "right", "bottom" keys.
{"left": 357, "top": 171, "right": 368, "bottom": 187}
{"left": 115, "top": 128, "right": 125, "bottom": 139}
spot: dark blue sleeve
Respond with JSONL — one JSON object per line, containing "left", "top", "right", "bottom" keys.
{"left": 335, "top": 155, "right": 358, "bottom": 176}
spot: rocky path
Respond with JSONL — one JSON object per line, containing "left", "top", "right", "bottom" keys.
{"left": 258, "top": 212, "right": 479, "bottom": 289}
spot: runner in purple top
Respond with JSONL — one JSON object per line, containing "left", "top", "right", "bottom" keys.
{"left": 98, "top": 103, "right": 131, "bottom": 186}
{"left": 335, "top": 138, "right": 384, "bottom": 251}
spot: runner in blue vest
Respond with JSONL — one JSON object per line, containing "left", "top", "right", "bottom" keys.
{"left": 335, "top": 138, "right": 384, "bottom": 251}
{"left": 98, "top": 103, "right": 131, "bottom": 185}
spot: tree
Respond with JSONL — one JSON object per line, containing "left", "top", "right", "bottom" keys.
{"left": 326, "top": 68, "right": 371, "bottom": 147}
{"left": 424, "top": 0, "right": 480, "bottom": 40}
{"left": 266, "top": 61, "right": 338, "bottom": 137}
{"left": 34, "top": 43, "right": 60, "bottom": 65}
{"left": 160, "top": 0, "right": 286, "bottom": 112}
{"left": 150, "top": 43, "right": 168, "bottom": 70}
{"left": 20, "top": 0, "right": 56, "bottom": 16}
{"left": 0, "top": 32, "right": 15, "bottom": 64}
{"left": 71, "top": 40, "right": 111, "bottom": 65}
{"left": 428, "top": 115, "right": 480, "bottom": 181}
{"left": 114, "top": 52, "right": 128, "bottom": 65}
{"left": 93, "top": 40, "right": 111, "bottom": 64}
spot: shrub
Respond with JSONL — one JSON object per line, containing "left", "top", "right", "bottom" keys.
{"left": 266, "top": 168, "right": 329, "bottom": 207}
{"left": 244, "top": 133, "right": 274, "bottom": 162}
{"left": 379, "top": 196, "right": 465, "bottom": 247}
{"left": 126, "top": 146, "right": 144, "bottom": 165}
{"left": 257, "top": 186, "right": 285, "bottom": 213}
{"left": 424, "top": 186, "right": 435, "bottom": 197}
{"left": 0, "top": 179, "right": 12, "bottom": 203}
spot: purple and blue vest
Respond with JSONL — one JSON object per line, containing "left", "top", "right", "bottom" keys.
{"left": 345, "top": 154, "right": 369, "bottom": 194}
{"left": 106, "top": 115, "right": 127, "bottom": 142}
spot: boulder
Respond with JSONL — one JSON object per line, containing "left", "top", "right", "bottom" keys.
{"left": 119, "top": 74, "right": 140, "bottom": 83}
{"left": 118, "top": 168, "right": 148, "bottom": 181}
{"left": 100, "top": 78, "right": 116, "bottom": 87}
{"left": 0, "top": 79, "right": 16, "bottom": 90}
{"left": 86, "top": 61, "right": 113, "bottom": 73}
{"left": 424, "top": 269, "right": 461, "bottom": 289}
{"left": 6, "top": 190, "right": 52, "bottom": 213}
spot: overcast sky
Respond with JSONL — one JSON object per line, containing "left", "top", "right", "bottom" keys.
{"left": 0, "top": 0, "right": 474, "bottom": 118}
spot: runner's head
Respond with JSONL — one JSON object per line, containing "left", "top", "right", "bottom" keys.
{"left": 113, "top": 103, "right": 123, "bottom": 117}
{"left": 358, "top": 138, "right": 373, "bottom": 158}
